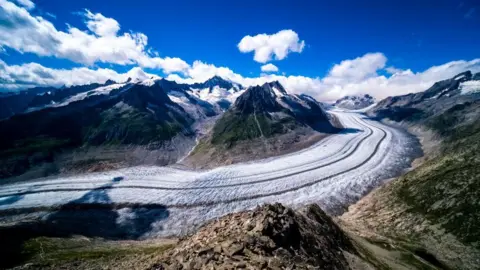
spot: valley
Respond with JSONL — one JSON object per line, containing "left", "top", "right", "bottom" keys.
{"left": 1, "top": 71, "right": 479, "bottom": 269}
{"left": 0, "top": 110, "right": 420, "bottom": 238}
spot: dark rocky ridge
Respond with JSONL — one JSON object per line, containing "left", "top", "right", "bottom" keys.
{"left": 369, "top": 70, "right": 480, "bottom": 122}
{"left": 0, "top": 81, "right": 195, "bottom": 180}
{"left": 234, "top": 82, "right": 285, "bottom": 114}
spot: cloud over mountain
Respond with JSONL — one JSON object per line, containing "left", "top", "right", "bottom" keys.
{"left": 238, "top": 30, "right": 305, "bottom": 63}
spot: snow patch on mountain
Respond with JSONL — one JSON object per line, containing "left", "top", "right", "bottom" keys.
{"left": 460, "top": 80, "right": 480, "bottom": 95}
{"left": 56, "top": 83, "right": 128, "bottom": 107}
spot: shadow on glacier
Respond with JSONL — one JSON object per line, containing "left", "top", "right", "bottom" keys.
{"left": 308, "top": 120, "right": 362, "bottom": 135}
{"left": 0, "top": 195, "right": 24, "bottom": 206}
{"left": 39, "top": 176, "right": 170, "bottom": 239}
{"left": 336, "top": 127, "right": 362, "bottom": 134}
{"left": 0, "top": 185, "right": 38, "bottom": 206}
{"left": 0, "top": 176, "right": 170, "bottom": 268}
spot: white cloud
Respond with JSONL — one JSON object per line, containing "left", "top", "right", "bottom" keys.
{"left": 83, "top": 9, "right": 120, "bottom": 37}
{"left": 0, "top": 60, "right": 156, "bottom": 91}
{"left": 12, "top": 0, "right": 34, "bottom": 9}
{"left": 0, "top": 0, "right": 189, "bottom": 74}
{"left": 326, "top": 53, "right": 387, "bottom": 83}
{"left": 317, "top": 56, "right": 480, "bottom": 101}
{"left": 3, "top": 53, "right": 480, "bottom": 104}
{"left": 238, "top": 30, "right": 305, "bottom": 63}
{"left": 261, "top": 63, "right": 278, "bottom": 72}
{"left": 2, "top": 1, "right": 480, "bottom": 103}
{"left": 167, "top": 53, "right": 480, "bottom": 102}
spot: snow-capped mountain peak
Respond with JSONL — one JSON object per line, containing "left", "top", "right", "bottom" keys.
{"left": 334, "top": 94, "right": 376, "bottom": 110}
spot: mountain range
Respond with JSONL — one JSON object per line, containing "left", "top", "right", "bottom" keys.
{"left": 0, "top": 76, "right": 335, "bottom": 180}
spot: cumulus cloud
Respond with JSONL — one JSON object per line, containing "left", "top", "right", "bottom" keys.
{"left": 261, "top": 63, "right": 278, "bottom": 72}
{"left": 0, "top": 0, "right": 189, "bottom": 73}
{"left": 238, "top": 30, "right": 305, "bottom": 63}
{"left": 326, "top": 53, "right": 387, "bottom": 83}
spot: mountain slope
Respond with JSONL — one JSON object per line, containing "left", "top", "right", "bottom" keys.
{"left": 184, "top": 81, "right": 337, "bottom": 168}
{"left": 0, "top": 86, "right": 57, "bottom": 120}
{"left": 0, "top": 81, "right": 195, "bottom": 181}
{"left": 340, "top": 71, "right": 480, "bottom": 269}
{"left": 0, "top": 76, "right": 247, "bottom": 180}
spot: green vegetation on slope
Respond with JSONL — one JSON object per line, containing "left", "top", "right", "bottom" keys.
{"left": 394, "top": 101, "right": 480, "bottom": 246}
{"left": 85, "top": 105, "right": 185, "bottom": 145}
{"left": 210, "top": 111, "right": 298, "bottom": 147}
{"left": 1, "top": 234, "right": 174, "bottom": 269}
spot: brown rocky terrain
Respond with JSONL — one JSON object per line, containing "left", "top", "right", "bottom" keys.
{"left": 149, "top": 203, "right": 362, "bottom": 270}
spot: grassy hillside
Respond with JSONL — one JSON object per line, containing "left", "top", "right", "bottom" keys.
{"left": 210, "top": 110, "right": 298, "bottom": 147}
{"left": 395, "top": 101, "right": 480, "bottom": 245}
{"left": 341, "top": 100, "right": 480, "bottom": 269}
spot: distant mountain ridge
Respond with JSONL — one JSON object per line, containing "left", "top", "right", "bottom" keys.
{"left": 212, "top": 81, "right": 332, "bottom": 145}
{"left": 334, "top": 94, "right": 375, "bottom": 110}
{"left": 0, "top": 76, "right": 242, "bottom": 120}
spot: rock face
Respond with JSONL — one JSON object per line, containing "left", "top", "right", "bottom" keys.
{"left": 334, "top": 94, "right": 375, "bottom": 110}
{"left": 151, "top": 203, "right": 357, "bottom": 269}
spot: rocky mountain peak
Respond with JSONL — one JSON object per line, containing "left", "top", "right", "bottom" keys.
{"left": 233, "top": 83, "right": 284, "bottom": 114}
{"left": 335, "top": 94, "right": 376, "bottom": 110}
{"left": 452, "top": 70, "right": 472, "bottom": 81}
{"left": 191, "top": 76, "right": 242, "bottom": 91}
{"left": 262, "top": 80, "right": 287, "bottom": 95}
{"left": 104, "top": 79, "right": 116, "bottom": 85}
{"left": 151, "top": 203, "right": 356, "bottom": 269}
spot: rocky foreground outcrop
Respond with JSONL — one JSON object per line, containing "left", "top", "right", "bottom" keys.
{"left": 150, "top": 203, "right": 360, "bottom": 269}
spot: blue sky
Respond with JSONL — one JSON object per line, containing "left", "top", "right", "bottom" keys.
{"left": 1, "top": 0, "right": 479, "bottom": 100}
